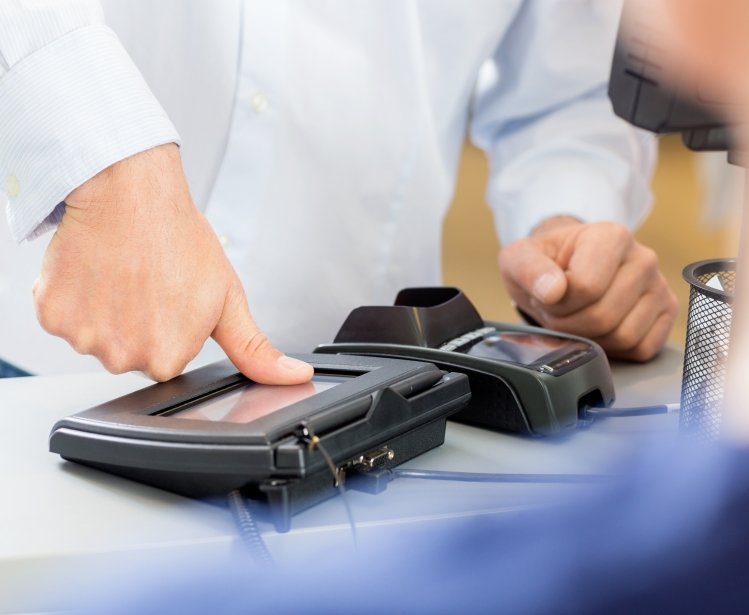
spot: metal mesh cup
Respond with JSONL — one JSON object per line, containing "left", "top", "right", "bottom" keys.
{"left": 680, "top": 259, "right": 736, "bottom": 440}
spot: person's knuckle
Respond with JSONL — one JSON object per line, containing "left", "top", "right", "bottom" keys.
{"left": 31, "top": 277, "right": 43, "bottom": 301}
{"left": 584, "top": 309, "right": 613, "bottom": 337}
{"left": 99, "top": 350, "right": 132, "bottom": 375}
{"left": 33, "top": 289, "right": 62, "bottom": 335}
{"left": 613, "top": 222, "right": 631, "bottom": 241}
{"left": 609, "top": 323, "right": 641, "bottom": 354}
{"left": 638, "top": 246, "right": 659, "bottom": 272}
{"left": 599, "top": 221, "right": 630, "bottom": 243}
{"left": 628, "top": 339, "right": 658, "bottom": 363}
{"left": 572, "top": 277, "right": 607, "bottom": 304}
{"left": 36, "top": 304, "right": 61, "bottom": 336}
{"left": 69, "top": 328, "right": 99, "bottom": 356}
{"left": 146, "top": 359, "right": 183, "bottom": 383}
{"left": 96, "top": 339, "right": 140, "bottom": 371}
{"left": 670, "top": 295, "right": 679, "bottom": 317}
{"left": 660, "top": 292, "right": 679, "bottom": 322}
{"left": 143, "top": 336, "right": 201, "bottom": 381}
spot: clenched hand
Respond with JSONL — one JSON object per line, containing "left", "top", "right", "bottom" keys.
{"left": 499, "top": 216, "right": 678, "bottom": 362}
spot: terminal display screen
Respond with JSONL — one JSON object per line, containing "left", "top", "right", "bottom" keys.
{"left": 466, "top": 332, "right": 590, "bottom": 366}
{"left": 170, "top": 375, "right": 348, "bottom": 424}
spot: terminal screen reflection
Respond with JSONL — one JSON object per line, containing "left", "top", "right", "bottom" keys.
{"left": 171, "top": 375, "right": 347, "bottom": 424}
{"left": 466, "top": 332, "right": 588, "bottom": 366}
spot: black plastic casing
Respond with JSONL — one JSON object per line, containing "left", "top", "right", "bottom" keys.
{"left": 49, "top": 354, "right": 470, "bottom": 531}
{"left": 608, "top": 0, "right": 734, "bottom": 157}
{"left": 314, "top": 288, "right": 615, "bottom": 437}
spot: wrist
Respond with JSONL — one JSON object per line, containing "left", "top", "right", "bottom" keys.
{"left": 65, "top": 143, "right": 182, "bottom": 209}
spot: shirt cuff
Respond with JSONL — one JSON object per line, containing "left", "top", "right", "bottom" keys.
{"left": 489, "top": 153, "right": 652, "bottom": 246}
{"left": 0, "top": 24, "right": 180, "bottom": 242}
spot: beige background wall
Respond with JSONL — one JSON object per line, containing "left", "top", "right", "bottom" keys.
{"left": 441, "top": 136, "right": 743, "bottom": 347}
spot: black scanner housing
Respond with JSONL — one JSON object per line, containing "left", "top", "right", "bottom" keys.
{"left": 49, "top": 354, "right": 470, "bottom": 532}
{"left": 316, "top": 288, "right": 615, "bottom": 436}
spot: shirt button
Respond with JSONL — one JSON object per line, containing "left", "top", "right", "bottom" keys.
{"left": 250, "top": 93, "right": 268, "bottom": 113}
{"left": 4, "top": 175, "right": 20, "bottom": 198}
{"left": 218, "top": 235, "right": 230, "bottom": 248}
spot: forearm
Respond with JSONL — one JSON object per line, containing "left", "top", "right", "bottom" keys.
{"left": 481, "top": 93, "right": 657, "bottom": 244}
{"left": 470, "top": 0, "right": 656, "bottom": 244}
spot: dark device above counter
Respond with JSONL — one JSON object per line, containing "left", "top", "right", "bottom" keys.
{"left": 315, "top": 288, "right": 615, "bottom": 436}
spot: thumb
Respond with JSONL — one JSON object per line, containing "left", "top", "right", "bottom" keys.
{"left": 500, "top": 240, "right": 568, "bottom": 305}
{"left": 212, "top": 279, "right": 313, "bottom": 384}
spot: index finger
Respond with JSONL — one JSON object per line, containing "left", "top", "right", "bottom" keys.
{"left": 212, "top": 277, "right": 313, "bottom": 385}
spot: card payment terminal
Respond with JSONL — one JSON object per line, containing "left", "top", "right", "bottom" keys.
{"left": 49, "top": 353, "right": 470, "bottom": 531}
{"left": 315, "top": 288, "right": 615, "bottom": 436}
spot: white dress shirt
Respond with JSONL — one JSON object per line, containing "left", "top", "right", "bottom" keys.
{"left": 0, "top": 0, "right": 655, "bottom": 374}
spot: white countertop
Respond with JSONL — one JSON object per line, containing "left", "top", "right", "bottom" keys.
{"left": 0, "top": 347, "right": 684, "bottom": 613}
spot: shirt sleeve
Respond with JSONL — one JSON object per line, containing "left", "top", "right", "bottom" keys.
{"left": 0, "top": 1, "right": 180, "bottom": 242}
{"left": 470, "top": 0, "right": 657, "bottom": 246}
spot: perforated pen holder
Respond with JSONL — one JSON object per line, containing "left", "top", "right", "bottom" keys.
{"left": 680, "top": 259, "right": 736, "bottom": 440}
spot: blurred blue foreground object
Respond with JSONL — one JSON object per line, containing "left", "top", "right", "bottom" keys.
{"left": 81, "top": 439, "right": 749, "bottom": 614}
{"left": 0, "top": 358, "right": 31, "bottom": 378}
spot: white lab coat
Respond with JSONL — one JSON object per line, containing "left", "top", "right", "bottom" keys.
{"left": 0, "top": 0, "right": 654, "bottom": 374}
